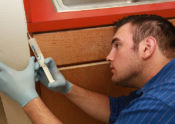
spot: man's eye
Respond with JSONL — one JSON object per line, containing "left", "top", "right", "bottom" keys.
{"left": 115, "top": 44, "right": 120, "bottom": 48}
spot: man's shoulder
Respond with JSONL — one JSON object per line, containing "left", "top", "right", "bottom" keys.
{"left": 146, "top": 82, "right": 175, "bottom": 110}
{"left": 140, "top": 73, "right": 175, "bottom": 109}
{"left": 111, "top": 92, "right": 175, "bottom": 124}
{"left": 129, "top": 88, "right": 175, "bottom": 113}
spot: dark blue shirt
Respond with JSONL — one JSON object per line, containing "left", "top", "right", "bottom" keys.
{"left": 109, "top": 59, "right": 175, "bottom": 124}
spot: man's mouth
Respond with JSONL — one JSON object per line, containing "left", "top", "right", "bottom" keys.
{"left": 110, "top": 66, "right": 115, "bottom": 73}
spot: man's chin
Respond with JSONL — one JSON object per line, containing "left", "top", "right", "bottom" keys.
{"left": 112, "top": 78, "right": 134, "bottom": 88}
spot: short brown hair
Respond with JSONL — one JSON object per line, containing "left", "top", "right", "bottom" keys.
{"left": 114, "top": 15, "right": 175, "bottom": 58}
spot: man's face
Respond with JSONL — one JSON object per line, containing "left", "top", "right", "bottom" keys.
{"left": 106, "top": 23, "right": 142, "bottom": 87}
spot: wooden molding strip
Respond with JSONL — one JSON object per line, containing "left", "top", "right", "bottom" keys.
{"left": 59, "top": 61, "right": 109, "bottom": 71}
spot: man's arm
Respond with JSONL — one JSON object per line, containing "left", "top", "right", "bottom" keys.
{"left": 0, "top": 56, "right": 110, "bottom": 124}
{"left": 0, "top": 57, "right": 63, "bottom": 123}
{"left": 65, "top": 84, "right": 110, "bottom": 123}
{"left": 24, "top": 97, "right": 62, "bottom": 124}
{"left": 36, "top": 58, "right": 111, "bottom": 123}
{"left": 24, "top": 86, "right": 110, "bottom": 124}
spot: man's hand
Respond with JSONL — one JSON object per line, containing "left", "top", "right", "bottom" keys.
{"left": 35, "top": 57, "right": 72, "bottom": 94}
{"left": 0, "top": 57, "right": 38, "bottom": 107}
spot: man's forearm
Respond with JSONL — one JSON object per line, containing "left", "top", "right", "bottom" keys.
{"left": 65, "top": 84, "right": 110, "bottom": 123}
{"left": 24, "top": 97, "right": 62, "bottom": 124}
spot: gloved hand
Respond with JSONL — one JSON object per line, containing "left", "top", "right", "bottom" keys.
{"left": 35, "top": 57, "right": 72, "bottom": 94}
{"left": 0, "top": 57, "right": 38, "bottom": 107}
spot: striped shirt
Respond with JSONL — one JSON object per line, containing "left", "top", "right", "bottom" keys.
{"left": 109, "top": 58, "right": 175, "bottom": 124}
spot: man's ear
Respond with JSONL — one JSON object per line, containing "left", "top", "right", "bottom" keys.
{"left": 138, "top": 36, "right": 156, "bottom": 60}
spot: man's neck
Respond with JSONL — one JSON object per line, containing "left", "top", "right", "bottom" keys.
{"left": 137, "top": 56, "right": 172, "bottom": 88}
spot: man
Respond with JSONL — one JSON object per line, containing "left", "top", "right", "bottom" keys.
{"left": 0, "top": 14, "right": 175, "bottom": 124}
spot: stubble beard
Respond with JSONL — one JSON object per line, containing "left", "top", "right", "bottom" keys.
{"left": 112, "top": 65, "right": 141, "bottom": 88}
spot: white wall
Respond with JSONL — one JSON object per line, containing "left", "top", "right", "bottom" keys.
{"left": 0, "top": 0, "right": 30, "bottom": 69}
{"left": 0, "top": 0, "right": 32, "bottom": 123}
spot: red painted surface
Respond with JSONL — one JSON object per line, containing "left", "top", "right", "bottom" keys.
{"left": 23, "top": 0, "right": 175, "bottom": 33}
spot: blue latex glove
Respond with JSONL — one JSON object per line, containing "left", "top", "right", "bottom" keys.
{"left": 0, "top": 57, "right": 38, "bottom": 107}
{"left": 35, "top": 57, "right": 72, "bottom": 94}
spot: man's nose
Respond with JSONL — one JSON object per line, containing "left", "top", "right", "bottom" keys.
{"left": 106, "top": 49, "right": 115, "bottom": 62}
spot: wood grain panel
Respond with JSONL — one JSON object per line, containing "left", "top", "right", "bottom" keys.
{"left": 34, "top": 26, "right": 114, "bottom": 66}
{"left": 33, "top": 19, "right": 175, "bottom": 67}
{"left": 40, "top": 62, "right": 134, "bottom": 124}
